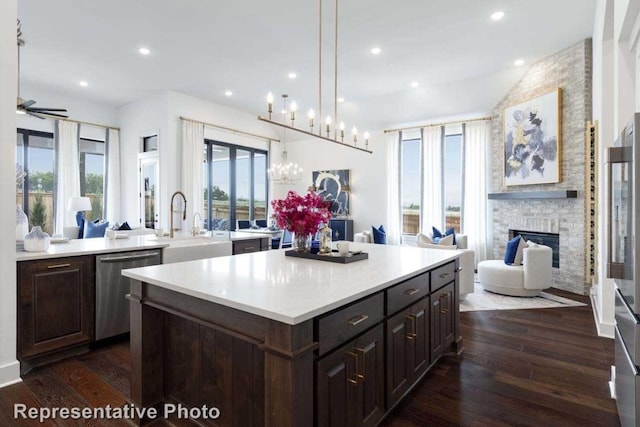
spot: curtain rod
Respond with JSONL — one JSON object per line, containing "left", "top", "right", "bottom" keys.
{"left": 383, "top": 116, "right": 492, "bottom": 133}
{"left": 180, "top": 116, "right": 280, "bottom": 143}
{"left": 60, "top": 117, "right": 120, "bottom": 131}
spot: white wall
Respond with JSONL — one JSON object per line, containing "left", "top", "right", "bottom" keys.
{"left": 118, "top": 90, "right": 279, "bottom": 231}
{"left": 118, "top": 91, "right": 168, "bottom": 228}
{"left": 0, "top": 0, "right": 21, "bottom": 387}
{"left": 271, "top": 130, "right": 388, "bottom": 238}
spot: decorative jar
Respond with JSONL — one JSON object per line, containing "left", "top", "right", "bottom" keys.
{"left": 318, "top": 223, "right": 332, "bottom": 254}
{"left": 23, "top": 226, "right": 51, "bottom": 252}
{"left": 16, "top": 204, "right": 28, "bottom": 241}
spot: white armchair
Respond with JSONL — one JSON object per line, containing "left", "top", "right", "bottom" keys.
{"left": 477, "top": 244, "right": 552, "bottom": 297}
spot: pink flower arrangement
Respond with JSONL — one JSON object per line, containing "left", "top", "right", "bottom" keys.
{"left": 271, "top": 191, "right": 331, "bottom": 236}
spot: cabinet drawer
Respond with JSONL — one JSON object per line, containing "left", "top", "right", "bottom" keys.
{"left": 233, "top": 239, "right": 262, "bottom": 254}
{"left": 431, "top": 261, "right": 456, "bottom": 292}
{"left": 386, "top": 271, "right": 429, "bottom": 315}
{"left": 317, "top": 292, "right": 384, "bottom": 356}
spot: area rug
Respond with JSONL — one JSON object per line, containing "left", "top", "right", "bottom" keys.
{"left": 460, "top": 282, "right": 587, "bottom": 312}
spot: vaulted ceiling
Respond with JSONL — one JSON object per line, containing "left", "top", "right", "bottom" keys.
{"left": 18, "top": 0, "right": 596, "bottom": 131}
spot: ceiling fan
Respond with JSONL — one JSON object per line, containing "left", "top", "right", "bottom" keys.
{"left": 16, "top": 20, "right": 68, "bottom": 120}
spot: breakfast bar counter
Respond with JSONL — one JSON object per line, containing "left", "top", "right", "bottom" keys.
{"left": 123, "top": 244, "right": 463, "bottom": 425}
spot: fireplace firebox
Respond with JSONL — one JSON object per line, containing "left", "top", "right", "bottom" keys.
{"left": 508, "top": 229, "right": 560, "bottom": 268}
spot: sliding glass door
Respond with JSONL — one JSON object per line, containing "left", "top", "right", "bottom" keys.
{"left": 204, "top": 140, "right": 268, "bottom": 231}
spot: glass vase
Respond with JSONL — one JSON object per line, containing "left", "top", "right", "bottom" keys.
{"left": 292, "top": 232, "right": 312, "bottom": 252}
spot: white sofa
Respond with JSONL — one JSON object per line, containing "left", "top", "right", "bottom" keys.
{"left": 477, "top": 244, "right": 552, "bottom": 297}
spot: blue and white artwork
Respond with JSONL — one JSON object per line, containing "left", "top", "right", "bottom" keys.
{"left": 312, "top": 169, "right": 350, "bottom": 217}
{"left": 504, "top": 88, "right": 562, "bottom": 186}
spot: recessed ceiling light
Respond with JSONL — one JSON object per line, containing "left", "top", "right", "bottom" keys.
{"left": 138, "top": 47, "right": 151, "bottom": 55}
{"left": 224, "top": 90, "right": 233, "bottom": 97}
{"left": 491, "top": 11, "right": 505, "bottom": 21}
{"left": 338, "top": 97, "right": 345, "bottom": 103}
{"left": 410, "top": 81, "right": 420, "bottom": 88}
{"left": 288, "top": 72, "right": 297, "bottom": 79}
{"left": 514, "top": 59, "right": 525, "bottom": 66}
{"left": 370, "top": 47, "right": 381, "bottom": 55}
{"left": 79, "top": 81, "right": 89, "bottom": 87}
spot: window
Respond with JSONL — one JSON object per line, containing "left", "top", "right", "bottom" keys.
{"left": 203, "top": 140, "right": 268, "bottom": 231}
{"left": 16, "top": 129, "right": 56, "bottom": 234}
{"left": 79, "top": 138, "right": 105, "bottom": 221}
{"left": 399, "top": 131, "right": 465, "bottom": 236}
{"left": 143, "top": 135, "right": 158, "bottom": 152}
{"left": 400, "top": 138, "right": 421, "bottom": 235}
{"left": 443, "top": 134, "right": 463, "bottom": 233}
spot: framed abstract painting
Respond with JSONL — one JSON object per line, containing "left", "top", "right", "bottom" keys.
{"left": 311, "top": 169, "right": 350, "bottom": 217}
{"left": 503, "top": 88, "right": 562, "bottom": 186}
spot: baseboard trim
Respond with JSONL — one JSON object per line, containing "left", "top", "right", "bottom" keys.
{"left": 590, "top": 293, "right": 615, "bottom": 339}
{"left": 0, "top": 360, "right": 21, "bottom": 389}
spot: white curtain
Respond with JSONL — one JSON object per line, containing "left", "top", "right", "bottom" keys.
{"left": 105, "top": 128, "right": 120, "bottom": 223}
{"left": 181, "top": 120, "right": 205, "bottom": 229}
{"left": 54, "top": 120, "right": 81, "bottom": 234}
{"left": 421, "top": 126, "right": 443, "bottom": 233}
{"left": 463, "top": 121, "right": 490, "bottom": 265}
{"left": 386, "top": 132, "right": 402, "bottom": 245}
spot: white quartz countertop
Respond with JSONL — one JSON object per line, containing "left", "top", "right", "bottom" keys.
{"left": 16, "top": 230, "right": 274, "bottom": 261}
{"left": 122, "top": 243, "right": 461, "bottom": 325}
{"left": 16, "top": 236, "right": 169, "bottom": 261}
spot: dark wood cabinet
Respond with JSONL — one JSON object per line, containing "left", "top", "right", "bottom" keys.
{"left": 17, "top": 256, "right": 94, "bottom": 361}
{"left": 386, "top": 297, "right": 430, "bottom": 407}
{"left": 430, "top": 281, "right": 455, "bottom": 362}
{"left": 329, "top": 219, "right": 354, "bottom": 241}
{"left": 232, "top": 237, "right": 269, "bottom": 254}
{"left": 317, "top": 324, "right": 384, "bottom": 427}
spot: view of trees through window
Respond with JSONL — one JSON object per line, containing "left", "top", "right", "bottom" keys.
{"left": 400, "top": 133, "right": 464, "bottom": 236}
{"left": 16, "top": 129, "right": 55, "bottom": 234}
{"left": 203, "top": 141, "right": 268, "bottom": 231}
{"left": 16, "top": 130, "right": 106, "bottom": 234}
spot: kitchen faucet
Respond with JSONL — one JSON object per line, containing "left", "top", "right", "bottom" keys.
{"left": 169, "top": 191, "right": 187, "bottom": 238}
{"left": 192, "top": 212, "right": 202, "bottom": 236}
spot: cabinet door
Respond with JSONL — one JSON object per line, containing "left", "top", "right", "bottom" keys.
{"left": 317, "top": 324, "right": 384, "bottom": 427}
{"left": 351, "top": 325, "right": 385, "bottom": 427}
{"left": 430, "top": 282, "right": 455, "bottom": 362}
{"left": 386, "top": 307, "right": 411, "bottom": 407}
{"left": 440, "top": 282, "right": 455, "bottom": 349}
{"left": 386, "top": 298, "right": 429, "bottom": 408}
{"left": 18, "top": 256, "right": 94, "bottom": 359}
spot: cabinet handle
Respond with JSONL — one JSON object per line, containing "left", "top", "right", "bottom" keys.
{"left": 440, "top": 308, "right": 449, "bottom": 315}
{"left": 439, "top": 272, "right": 451, "bottom": 279}
{"left": 354, "top": 348, "right": 366, "bottom": 381}
{"left": 243, "top": 247, "right": 255, "bottom": 251}
{"left": 404, "top": 288, "right": 420, "bottom": 296}
{"left": 47, "top": 263, "right": 71, "bottom": 269}
{"left": 406, "top": 315, "right": 417, "bottom": 340}
{"left": 347, "top": 352, "right": 359, "bottom": 385}
{"left": 347, "top": 314, "right": 368, "bottom": 326}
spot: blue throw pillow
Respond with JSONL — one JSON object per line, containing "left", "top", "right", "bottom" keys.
{"left": 504, "top": 235, "right": 522, "bottom": 265}
{"left": 84, "top": 219, "right": 109, "bottom": 238}
{"left": 372, "top": 225, "right": 387, "bottom": 244}
{"left": 432, "top": 226, "right": 456, "bottom": 246}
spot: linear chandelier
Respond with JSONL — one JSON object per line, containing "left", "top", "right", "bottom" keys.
{"left": 258, "top": 0, "right": 372, "bottom": 154}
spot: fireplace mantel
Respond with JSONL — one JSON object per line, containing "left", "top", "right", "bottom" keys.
{"left": 488, "top": 190, "right": 578, "bottom": 200}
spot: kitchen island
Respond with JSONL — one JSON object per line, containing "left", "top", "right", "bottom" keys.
{"left": 122, "top": 243, "right": 463, "bottom": 426}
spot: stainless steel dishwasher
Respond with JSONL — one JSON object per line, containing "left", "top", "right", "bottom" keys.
{"left": 95, "top": 249, "right": 161, "bottom": 340}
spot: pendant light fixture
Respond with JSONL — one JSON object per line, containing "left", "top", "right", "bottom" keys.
{"left": 258, "top": 0, "right": 371, "bottom": 154}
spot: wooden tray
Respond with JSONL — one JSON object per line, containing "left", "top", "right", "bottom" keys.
{"left": 285, "top": 249, "right": 368, "bottom": 264}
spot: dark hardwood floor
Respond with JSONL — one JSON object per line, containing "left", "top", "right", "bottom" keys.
{"left": 0, "top": 290, "right": 618, "bottom": 426}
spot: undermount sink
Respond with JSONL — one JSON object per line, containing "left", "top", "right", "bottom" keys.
{"left": 161, "top": 238, "right": 232, "bottom": 264}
